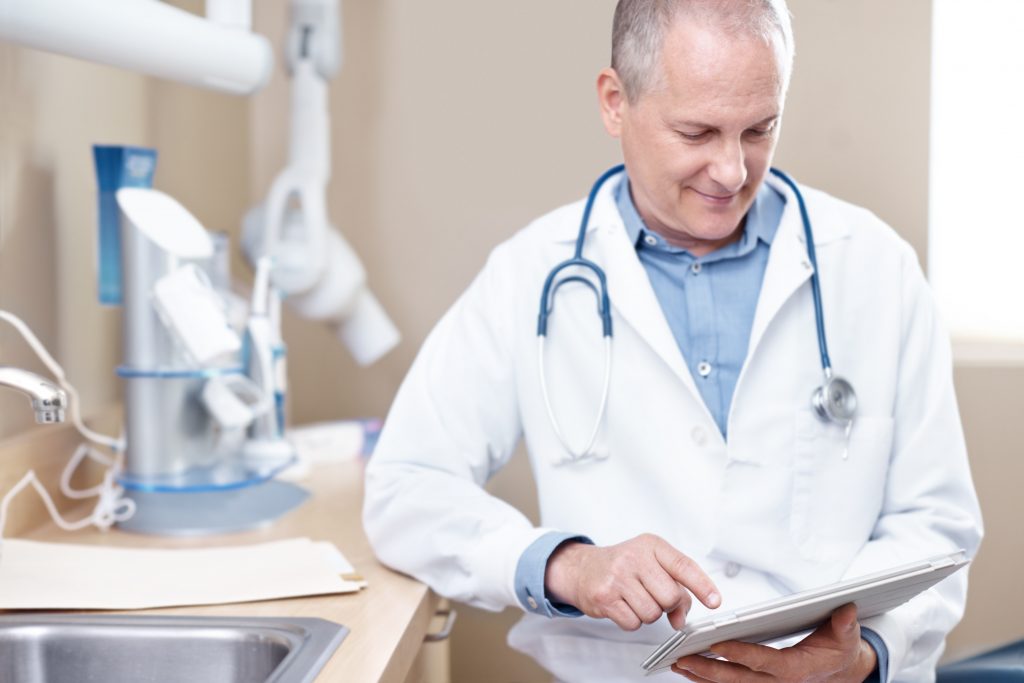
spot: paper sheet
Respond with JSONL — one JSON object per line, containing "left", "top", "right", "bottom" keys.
{"left": 0, "top": 537, "right": 364, "bottom": 610}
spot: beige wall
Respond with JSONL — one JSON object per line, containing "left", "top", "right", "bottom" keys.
{"left": 0, "top": 0, "right": 1019, "bottom": 680}
{"left": 0, "top": 45, "right": 142, "bottom": 437}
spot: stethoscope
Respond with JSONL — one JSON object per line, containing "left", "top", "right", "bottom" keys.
{"left": 537, "top": 165, "right": 858, "bottom": 462}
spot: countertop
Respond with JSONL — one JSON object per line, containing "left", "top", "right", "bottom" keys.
{"left": 12, "top": 455, "right": 439, "bottom": 683}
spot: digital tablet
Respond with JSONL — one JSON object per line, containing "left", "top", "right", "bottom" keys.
{"left": 642, "top": 550, "right": 969, "bottom": 675}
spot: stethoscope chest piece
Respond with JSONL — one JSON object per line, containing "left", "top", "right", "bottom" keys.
{"left": 812, "top": 374, "right": 858, "bottom": 425}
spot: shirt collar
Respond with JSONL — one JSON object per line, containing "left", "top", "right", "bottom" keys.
{"left": 615, "top": 173, "right": 786, "bottom": 259}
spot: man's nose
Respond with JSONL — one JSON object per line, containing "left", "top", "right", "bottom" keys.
{"left": 707, "top": 138, "right": 747, "bottom": 193}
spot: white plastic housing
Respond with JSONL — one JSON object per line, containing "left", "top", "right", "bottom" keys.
{"left": 116, "top": 189, "right": 214, "bottom": 260}
{"left": 1, "top": 0, "right": 273, "bottom": 94}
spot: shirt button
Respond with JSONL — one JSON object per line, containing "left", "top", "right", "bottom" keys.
{"left": 644, "top": 234, "right": 658, "bottom": 246}
{"left": 725, "top": 562, "right": 741, "bottom": 578}
{"left": 691, "top": 426, "right": 708, "bottom": 447}
{"left": 691, "top": 262, "right": 702, "bottom": 275}
{"left": 697, "top": 361, "right": 712, "bottom": 377}
{"left": 527, "top": 596, "right": 539, "bottom": 610}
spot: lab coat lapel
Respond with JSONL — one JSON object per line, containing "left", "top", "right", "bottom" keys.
{"left": 746, "top": 192, "right": 814, "bottom": 363}
{"left": 589, "top": 205, "right": 701, "bottom": 397}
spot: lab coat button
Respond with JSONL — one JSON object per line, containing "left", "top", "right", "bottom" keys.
{"left": 697, "top": 361, "right": 712, "bottom": 377}
{"left": 527, "top": 596, "right": 539, "bottom": 610}
{"left": 725, "top": 562, "right": 741, "bottom": 578}
{"left": 691, "top": 426, "right": 708, "bottom": 446}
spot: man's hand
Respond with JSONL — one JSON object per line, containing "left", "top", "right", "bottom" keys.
{"left": 544, "top": 534, "right": 721, "bottom": 631}
{"left": 672, "top": 603, "right": 878, "bottom": 682}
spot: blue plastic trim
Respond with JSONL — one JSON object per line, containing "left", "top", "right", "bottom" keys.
{"left": 116, "top": 365, "right": 245, "bottom": 379}
{"left": 117, "top": 456, "right": 297, "bottom": 494}
{"left": 92, "top": 145, "right": 157, "bottom": 306}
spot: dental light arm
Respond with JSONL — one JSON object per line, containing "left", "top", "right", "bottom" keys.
{"left": 0, "top": 0, "right": 272, "bottom": 95}
{"left": 243, "top": 0, "right": 400, "bottom": 366}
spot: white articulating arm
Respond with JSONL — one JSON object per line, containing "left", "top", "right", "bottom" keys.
{"left": 243, "top": 0, "right": 400, "bottom": 366}
{"left": 0, "top": 0, "right": 272, "bottom": 95}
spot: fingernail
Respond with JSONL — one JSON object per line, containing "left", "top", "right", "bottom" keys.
{"left": 707, "top": 592, "right": 721, "bottom": 608}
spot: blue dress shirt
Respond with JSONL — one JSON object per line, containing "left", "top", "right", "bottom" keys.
{"left": 617, "top": 174, "right": 783, "bottom": 438}
{"left": 514, "top": 173, "right": 886, "bottom": 679}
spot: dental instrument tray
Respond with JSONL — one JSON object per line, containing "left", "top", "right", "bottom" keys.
{"left": 641, "top": 550, "right": 969, "bottom": 674}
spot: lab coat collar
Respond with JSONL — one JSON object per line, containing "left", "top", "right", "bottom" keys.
{"left": 547, "top": 169, "right": 625, "bottom": 244}
{"left": 739, "top": 173, "right": 850, "bottom": 425}
{"left": 547, "top": 169, "right": 849, "bottom": 247}
{"left": 571, "top": 177, "right": 716, "bottom": 427}
{"left": 762, "top": 171, "right": 850, "bottom": 246}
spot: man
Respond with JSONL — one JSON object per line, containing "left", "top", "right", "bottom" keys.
{"left": 363, "top": 1, "right": 983, "bottom": 681}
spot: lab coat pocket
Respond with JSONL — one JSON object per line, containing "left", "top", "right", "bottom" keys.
{"left": 789, "top": 411, "right": 894, "bottom": 564}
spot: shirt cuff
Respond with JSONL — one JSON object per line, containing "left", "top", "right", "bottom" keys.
{"left": 514, "top": 531, "right": 594, "bottom": 617}
{"left": 861, "top": 627, "right": 889, "bottom": 683}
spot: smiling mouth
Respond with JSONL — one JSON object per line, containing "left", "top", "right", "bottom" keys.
{"left": 692, "top": 189, "right": 737, "bottom": 204}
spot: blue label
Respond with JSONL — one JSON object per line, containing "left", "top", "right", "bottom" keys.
{"left": 93, "top": 145, "right": 158, "bottom": 306}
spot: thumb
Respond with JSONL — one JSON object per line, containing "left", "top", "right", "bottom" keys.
{"left": 831, "top": 603, "right": 860, "bottom": 640}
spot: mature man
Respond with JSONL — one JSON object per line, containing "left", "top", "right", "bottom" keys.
{"left": 363, "top": 1, "right": 983, "bottom": 681}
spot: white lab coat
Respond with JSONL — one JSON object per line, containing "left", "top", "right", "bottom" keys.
{"left": 363, "top": 172, "right": 983, "bottom": 683}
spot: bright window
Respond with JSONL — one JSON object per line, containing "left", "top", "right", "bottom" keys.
{"left": 930, "top": 0, "right": 1024, "bottom": 345}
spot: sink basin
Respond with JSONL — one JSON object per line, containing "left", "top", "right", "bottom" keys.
{"left": 0, "top": 614, "right": 348, "bottom": 683}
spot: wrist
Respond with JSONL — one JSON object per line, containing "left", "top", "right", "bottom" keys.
{"left": 856, "top": 637, "right": 879, "bottom": 680}
{"left": 544, "top": 541, "right": 591, "bottom": 607}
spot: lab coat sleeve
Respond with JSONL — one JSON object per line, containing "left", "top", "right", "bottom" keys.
{"left": 842, "top": 242, "right": 984, "bottom": 682}
{"left": 363, "top": 243, "right": 555, "bottom": 612}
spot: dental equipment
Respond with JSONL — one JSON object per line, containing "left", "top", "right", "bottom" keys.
{"left": 111, "top": 186, "right": 307, "bottom": 535}
{"left": 0, "top": 0, "right": 272, "bottom": 95}
{"left": 242, "top": 0, "right": 400, "bottom": 366}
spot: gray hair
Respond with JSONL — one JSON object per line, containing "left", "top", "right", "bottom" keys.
{"left": 611, "top": 0, "right": 795, "bottom": 102}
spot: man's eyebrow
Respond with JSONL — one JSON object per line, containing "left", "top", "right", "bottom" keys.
{"left": 671, "top": 115, "right": 780, "bottom": 129}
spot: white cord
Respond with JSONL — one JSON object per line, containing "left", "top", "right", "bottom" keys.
{"left": 0, "top": 310, "right": 124, "bottom": 451}
{"left": 0, "top": 310, "right": 136, "bottom": 561}
{"left": 0, "top": 467, "right": 136, "bottom": 561}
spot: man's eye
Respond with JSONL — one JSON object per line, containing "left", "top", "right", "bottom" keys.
{"left": 746, "top": 127, "right": 774, "bottom": 138}
{"left": 678, "top": 131, "right": 709, "bottom": 141}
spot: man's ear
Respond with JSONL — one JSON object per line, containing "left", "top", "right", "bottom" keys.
{"left": 597, "top": 67, "right": 628, "bottom": 138}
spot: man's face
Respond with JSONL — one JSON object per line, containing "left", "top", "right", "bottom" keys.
{"left": 599, "top": 20, "right": 787, "bottom": 255}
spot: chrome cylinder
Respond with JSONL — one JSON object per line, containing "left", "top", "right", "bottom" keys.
{"left": 118, "top": 189, "right": 215, "bottom": 480}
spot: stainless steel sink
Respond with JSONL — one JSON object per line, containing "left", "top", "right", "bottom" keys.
{"left": 0, "top": 614, "right": 348, "bottom": 683}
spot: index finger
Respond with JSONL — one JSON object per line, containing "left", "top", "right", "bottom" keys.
{"left": 653, "top": 542, "right": 721, "bottom": 609}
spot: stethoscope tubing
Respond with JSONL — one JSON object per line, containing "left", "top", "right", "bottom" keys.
{"left": 537, "top": 335, "right": 612, "bottom": 462}
{"left": 537, "top": 166, "right": 854, "bottom": 463}
{"left": 768, "top": 168, "right": 833, "bottom": 375}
